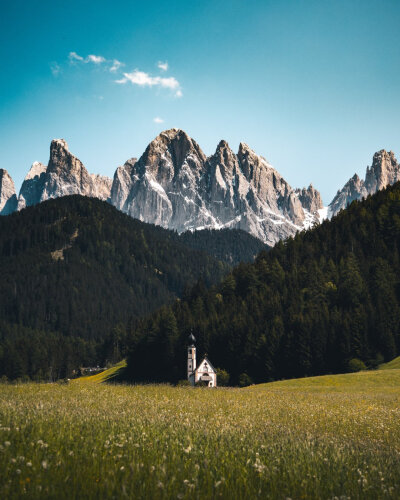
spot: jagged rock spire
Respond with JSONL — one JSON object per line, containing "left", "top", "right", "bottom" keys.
{"left": 329, "top": 149, "right": 399, "bottom": 217}
{"left": 111, "top": 129, "right": 324, "bottom": 245}
{"left": 17, "top": 139, "right": 112, "bottom": 210}
{"left": 0, "top": 169, "right": 17, "bottom": 215}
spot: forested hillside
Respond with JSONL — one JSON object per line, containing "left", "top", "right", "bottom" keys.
{"left": 179, "top": 228, "right": 267, "bottom": 266}
{"left": 127, "top": 182, "right": 400, "bottom": 385}
{"left": 0, "top": 196, "right": 264, "bottom": 379}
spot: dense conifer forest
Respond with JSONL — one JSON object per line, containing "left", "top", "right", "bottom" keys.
{"left": 0, "top": 196, "right": 264, "bottom": 380}
{"left": 127, "top": 182, "right": 400, "bottom": 385}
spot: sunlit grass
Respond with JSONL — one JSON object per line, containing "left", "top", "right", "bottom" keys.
{"left": 379, "top": 356, "right": 400, "bottom": 371}
{"left": 1, "top": 369, "right": 399, "bottom": 499}
{"left": 71, "top": 359, "right": 127, "bottom": 384}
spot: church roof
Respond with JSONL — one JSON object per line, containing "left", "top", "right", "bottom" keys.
{"left": 195, "top": 357, "right": 216, "bottom": 373}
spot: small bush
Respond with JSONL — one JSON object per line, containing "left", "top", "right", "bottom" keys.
{"left": 239, "top": 373, "right": 253, "bottom": 387}
{"left": 369, "top": 353, "right": 385, "bottom": 369}
{"left": 216, "top": 368, "right": 230, "bottom": 386}
{"left": 348, "top": 358, "right": 367, "bottom": 373}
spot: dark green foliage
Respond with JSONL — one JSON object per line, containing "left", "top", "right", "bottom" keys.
{"left": 179, "top": 229, "right": 267, "bottom": 265}
{"left": 0, "top": 321, "right": 99, "bottom": 381}
{"left": 0, "top": 196, "right": 231, "bottom": 340}
{"left": 347, "top": 358, "right": 367, "bottom": 372}
{"left": 239, "top": 373, "right": 253, "bottom": 387}
{"left": 127, "top": 182, "right": 400, "bottom": 385}
{"left": 0, "top": 195, "right": 261, "bottom": 379}
{"left": 216, "top": 368, "right": 230, "bottom": 386}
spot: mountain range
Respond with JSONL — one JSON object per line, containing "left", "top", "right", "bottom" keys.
{"left": 1, "top": 129, "right": 399, "bottom": 246}
{"left": 1, "top": 163, "right": 400, "bottom": 382}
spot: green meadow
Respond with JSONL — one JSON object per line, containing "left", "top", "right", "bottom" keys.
{"left": 1, "top": 367, "right": 399, "bottom": 499}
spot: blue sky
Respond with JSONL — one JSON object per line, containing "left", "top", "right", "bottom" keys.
{"left": 1, "top": 0, "right": 399, "bottom": 203}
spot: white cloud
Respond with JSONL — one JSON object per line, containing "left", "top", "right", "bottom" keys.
{"left": 116, "top": 70, "right": 180, "bottom": 90}
{"left": 158, "top": 61, "right": 168, "bottom": 72}
{"left": 110, "top": 59, "right": 124, "bottom": 72}
{"left": 67, "top": 53, "right": 183, "bottom": 97}
{"left": 69, "top": 51, "right": 84, "bottom": 62}
{"left": 86, "top": 54, "right": 106, "bottom": 64}
{"left": 153, "top": 117, "right": 164, "bottom": 123}
{"left": 68, "top": 52, "right": 106, "bottom": 65}
{"left": 50, "top": 62, "right": 61, "bottom": 76}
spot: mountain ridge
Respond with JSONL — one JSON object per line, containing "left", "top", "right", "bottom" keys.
{"left": 1, "top": 129, "right": 323, "bottom": 245}
{"left": 2, "top": 131, "right": 399, "bottom": 245}
{"left": 329, "top": 149, "right": 400, "bottom": 217}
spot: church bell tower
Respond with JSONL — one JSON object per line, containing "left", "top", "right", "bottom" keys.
{"left": 187, "top": 332, "right": 196, "bottom": 385}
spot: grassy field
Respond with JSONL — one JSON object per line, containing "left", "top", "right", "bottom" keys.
{"left": 379, "top": 356, "right": 400, "bottom": 371}
{"left": 0, "top": 370, "right": 399, "bottom": 499}
{"left": 71, "top": 360, "right": 127, "bottom": 384}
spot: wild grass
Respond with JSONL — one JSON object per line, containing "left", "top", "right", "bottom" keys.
{"left": 0, "top": 369, "right": 399, "bottom": 499}
{"left": 71, "top": 359, "right": 127, "bottom": 384}
{"left": 379, "top": 356, "right": 400, "bottom": 371}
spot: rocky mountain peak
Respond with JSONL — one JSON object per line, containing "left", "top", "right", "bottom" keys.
{"left": 48, "top": 138, "right": 83, "bottom": 175}
{"left": 110, "top": 158, "right": 138, "bottom": 212}
{"left": 210, "top": 140, "right": 238, "bottom": 177}
{"left": 17, "top": 139, "right": 112, "bottom": 209}
{"left": 25, "top": 161, "right": 47, "bottom": 181}
{"left": 0, "top": 169, "right": 17, "bottom": 215}
{"left": 49, "top": 139, "right": 70, "bottom": 166}
{"left": 237, "top": 142, "right": 271, "bottom": 183}
{"left": 237, "top": 141, "right": 251, "bottom": 154}
{"left": 51, "top": 138, "right": 68, "bottom": 150}
{"left": 110, "top": 130, "right": 323, "bottom": 244}
{"left": 217, "top": 139, "right": 229, "bottom": 149}
{"left": 155, "top": 128, "right": 205, "bottom": 160}
{"left": 296, "top": 184, "right": 323, "bottom": 214}
{"left": 329, "top": 173, "right": 366, "bottom": 217}
{"left": 138, "top": 128, "right": 206, "bottom": 182}
{"left": 329, "top": 149, "right": 399, "bottom": 218}
{"left": 17, "top": 162, "right": 47, "bottom": 210}
{"left": 365, "top": 149, "right": 399, "bottom": 193}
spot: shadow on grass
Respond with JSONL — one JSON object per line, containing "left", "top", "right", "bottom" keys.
{"left": 104, "top": 365, "right": 128, "bottom": 384}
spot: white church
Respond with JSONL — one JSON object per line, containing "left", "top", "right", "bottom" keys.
{"left": 187, "top": 333, "right": 217, "bottom": 387}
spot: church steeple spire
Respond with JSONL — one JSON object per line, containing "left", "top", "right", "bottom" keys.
{"left": 187, "top": 331, "right": 196, "bottom": 385}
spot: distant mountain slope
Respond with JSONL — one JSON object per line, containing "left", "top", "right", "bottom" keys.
{"left": 178, "top": 228, "right": 267, "bottom": 265}
{"left": 127, "top": 181, "right": 400, "bottom": 385}
{"left": 0, "top": 195, "right": 234, "bottom": 341}
{"left": 329, "top": 149, "right": 399, "bottom": 216}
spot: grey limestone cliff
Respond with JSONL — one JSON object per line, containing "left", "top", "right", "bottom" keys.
{"left": 17, "top": 139, "right": 112, "bottom": 209}
{"left": 329, "top": 150, "right": 399, "bottom": 217}
{"left": 0, "top": 169, "right": 17, "bottom": 215}
{"left": 110, "top": 129, "right": 323, "bottom": 245}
